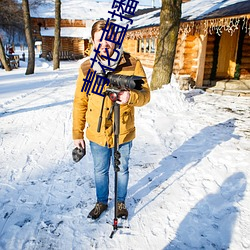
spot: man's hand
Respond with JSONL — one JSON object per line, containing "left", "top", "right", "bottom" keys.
{"left": 74, "top": 139, "right": 85, "bottom": 149}
{"left": 116, "top": 90, "right": 130, "bottom": 105}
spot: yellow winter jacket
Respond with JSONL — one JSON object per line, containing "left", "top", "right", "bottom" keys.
{"left": 72, "top": 52, "right": 150, "bottom": 148}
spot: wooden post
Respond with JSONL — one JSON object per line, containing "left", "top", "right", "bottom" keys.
{"left": 144, "top": 38, "right": 146, "bottom": 54}
{"left": 149, "top": 39, "right": 152, "bottom": 53}
{"left": 195, "top": 32, "right": 207, "bottom": 88}
{"left": 139, "top": 39, "right": 142, "bottom": 53}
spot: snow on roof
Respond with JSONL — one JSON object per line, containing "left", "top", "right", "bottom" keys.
{"left": 40, "top": 27, "right": 91, "bottom": 39}
{"left": 126, "top": 8, "right": 160, "bottom": 30}
{"left": 30, "top": 0, "right": 112, "bottom": 20}
{"left": 30, "top": 0, "right": 250, "bottom": 33}
{"left": 182, "top": 0, "right": 250, "bottom": 21}
{"left": 30, "top": 1, "right": 153, "bottom": 20}
{"left": 126, "top": 0, "right": 250, "bottom": 30}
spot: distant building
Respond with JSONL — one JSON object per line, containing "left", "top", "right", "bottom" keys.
{"left": 31, "top": 17, "right": 94, "bottom": 60}
{"left": 30, "top": 0, "right": 112, "bottom": 60}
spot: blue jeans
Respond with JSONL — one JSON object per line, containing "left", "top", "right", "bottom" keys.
{"left": 90, "top": 141, "right": 132, "bottom": 205}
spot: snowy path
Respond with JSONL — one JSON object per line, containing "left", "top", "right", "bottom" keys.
{"left": 0, "top": 59, "right": 250, "bottom": 249}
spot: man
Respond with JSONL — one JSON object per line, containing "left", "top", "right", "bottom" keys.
{"left": 72, "top": 20, "right": 150, "bottom": 220}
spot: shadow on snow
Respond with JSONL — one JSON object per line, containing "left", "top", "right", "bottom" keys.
{"left": 0, "top": 100, "right": 73, "bottom": 117}
{"left": 128, "top": 118, "right": 239, "bottom": 213}
{"left": 164, "top": 172, "right": 247, "bottom": 249}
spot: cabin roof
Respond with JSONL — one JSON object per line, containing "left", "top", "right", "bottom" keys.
{"left": 125, "top": 0, "right": 250, "bottom": 31}
{"left": 182, "top": 0, "right": 250, "bottom": 21}
{"left": 40, "top": 27, "right": 91, "bottom": 39}
{"left": 30, "top": 0, "right": 152, "bottom": 20}
{"left": 30, "top": 0, "right": 112, "bottom": 20}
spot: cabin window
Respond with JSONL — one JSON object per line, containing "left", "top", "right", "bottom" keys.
{"left": 150, "top": 38, "right": 155, "bottom": 53}
{"left": 137, "top": 38, "right": 156, "bottom": 54}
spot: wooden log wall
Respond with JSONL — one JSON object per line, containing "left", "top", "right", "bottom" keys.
{"left": 123, "top": 39, "right": 156, "bottom": 68}
{"left": 183, "top": 35, "right": 198, "bottom": 79}
{"left": 41, "top": 37, "right": 87, "bottom": 59}
{"left": 61, "top": 38, "right": 74, "bottom": 52}
{"left": 240, "top": 35, "right": 250, "bottom": 79}
{"left": 173, "top": 34, "right": 185, "bottom": 75}
{"left": 41, "top": 37, "right": 53, "bottom": 58}
{"left": 124, "top": 32, "right": 200, "bottom": 77}
{"left": 72, "top": 39, "right": 88, "bottom": 56}
{"left": 173, "top": 34, "right": 199, "bottom": 80}
{"left": 134, "top": 53, "right": 155, "bottom": 68}
{"left": 123, "top": 39, "right": 137, "bottom": 54}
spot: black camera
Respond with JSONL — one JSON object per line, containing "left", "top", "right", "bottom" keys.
{"left": 72, "top": 146, "right": 86, "bottom": 162}
{"left": 107, "top": 74, "right": 144, "bottom": 90}
{"left": 97, "top": 73, "right": 145, "bottom": 131}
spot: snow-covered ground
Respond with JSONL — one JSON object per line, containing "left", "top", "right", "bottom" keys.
{"left": 0, "top": 50, "right": 250, "bottom": 250}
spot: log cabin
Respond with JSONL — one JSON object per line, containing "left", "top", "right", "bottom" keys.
{"left": 122, "top": 0, "right": 250, "bottom": 94}
{"left": 30, "top": 0, "right": 112, "bottom": 60}
{"left": 31, "top": 18, "right": 93, "bottom": 60}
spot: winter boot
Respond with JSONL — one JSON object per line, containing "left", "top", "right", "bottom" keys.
{"left": 87, "top": 202, "right": 108, "bottom": 220}
{"left": 117, "top": 202, "right": 128, "bottom": 219}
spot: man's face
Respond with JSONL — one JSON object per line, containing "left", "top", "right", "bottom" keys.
{"left": 93, "top": 30, "right": 116, "bottom": 58}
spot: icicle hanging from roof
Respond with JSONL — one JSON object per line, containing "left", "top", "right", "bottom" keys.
{"left": 242, "top": 16, "right": 250, "bottom": 36}
{"left": 179, "top": 15, "right": 250, "bottom": 37}
{"left": 125, "top": 26, "right": 159, "bottom": 39}
{"left": 125, "top": 15, "right": 250, "bottom": 39}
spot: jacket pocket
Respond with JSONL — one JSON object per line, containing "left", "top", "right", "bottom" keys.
{"left": 120, "top": 106, "right": 134, "bottom": 134}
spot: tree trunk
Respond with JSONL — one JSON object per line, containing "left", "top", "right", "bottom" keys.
{"left": 53, "top": 0, "right": 61, "bottom": 70}
{"left": 22, "top": 0, "right": 35, "bottom": 75}
{"left": 151, "top": 0, "right": 182, "bottom": 90}
{"left": 0, "top": 37, "right": 11, "bottom": 71}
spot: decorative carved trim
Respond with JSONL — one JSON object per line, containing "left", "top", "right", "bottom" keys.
{"left": 179, "top": 15, "right": 250, "bottom": 37}
{"left": 125, "top": 15, "right": 250, "bottom": 40}
{"left": 125, "top": 26, "right": 160, "bottom": 39}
